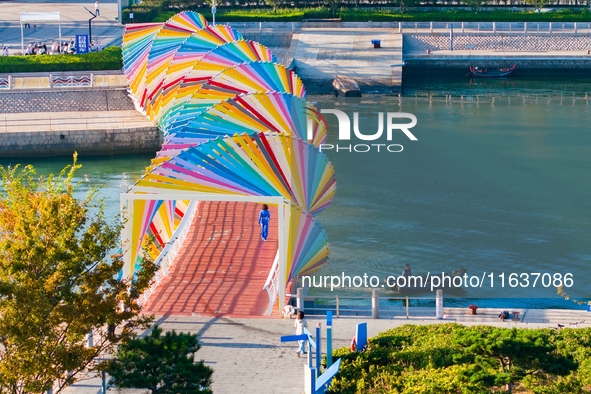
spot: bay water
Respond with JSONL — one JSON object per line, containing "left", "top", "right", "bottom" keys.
{"left": 1, "top": 77, "right": 589, "bottom": 309}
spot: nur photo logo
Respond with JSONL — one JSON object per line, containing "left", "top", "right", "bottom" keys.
{"left": 309, "top": 109, "right": 418, "bottom": 153}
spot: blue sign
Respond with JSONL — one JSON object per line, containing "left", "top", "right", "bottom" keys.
{"left": 356, "top": 322, "right": 367, "bottom": 352}
{"left": 76, "top": 34, "right": 89, "bottom": 54}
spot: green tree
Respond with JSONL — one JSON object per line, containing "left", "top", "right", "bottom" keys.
{"left": 326, "top": 0, "right": 339, "bottom": 16}
{"left": 526, "top": 0, "right": 546, "bottom": 13}
{"left": 0, "top": 156, "right": 157, "bottom": 393}
{"left": 399, "top": 0, "right": 420, "bottom": 15}
{"left": 462, "top": 0, "right": 484, "bottom": 13}
{"left": 453, "top": 327, "right": 576, "bottom": 393}
{"left": 107, "top": 325, "right": 213, "bottom": 393}
{"left": 329, "top": 324, "right": 586, "bottom": 394}
{"left": 265, "top": 0, "right": 280, "bottom": 12}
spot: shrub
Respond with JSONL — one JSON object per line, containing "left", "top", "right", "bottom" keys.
{"left": 329, "top": 324, "right": 588, "bottom": 394}
{"left": 0, "top": 47, "right": 122, "bottom": 73}
{"left": 147, "top": 7, "right": 591, "bottom": 23}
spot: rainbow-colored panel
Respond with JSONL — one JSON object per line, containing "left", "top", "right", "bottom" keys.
{"left": 122, "top": 11, "right": 335, "bottom": 288}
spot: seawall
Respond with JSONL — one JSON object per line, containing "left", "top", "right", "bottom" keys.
{"left": 0, "top": 110, "right": 161, "bottom": 158}
{"left": 0, "top": 88, "right": 135, "bottom": 113}
{"left": 403, "top": 32, "right": 591, "bottom": 75}
{"left": 0, "top": 78, "right": 161, "bottom": 158}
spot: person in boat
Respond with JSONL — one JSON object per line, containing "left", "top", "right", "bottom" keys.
{"left": 401, "top": 264, "right": 412, "bottom": 278}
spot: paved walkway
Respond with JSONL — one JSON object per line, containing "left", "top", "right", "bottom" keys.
{"left": 0, "top": 0, "right": 123, "bottom": 55}
{"left": 143, "top": 201, "right": 279, "bottom": 317}
{"left": 293, "top": 28, "right": 403, "bottom": 92}
{"left": 64, "top": 308, "right": 590, "bottom": 394}
{"left": 0, "top": 73, "right": 128, "bottom": 90}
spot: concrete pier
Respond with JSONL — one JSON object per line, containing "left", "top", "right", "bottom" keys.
{"left": 292, "top": 27, "right": 402, "bottom": 93}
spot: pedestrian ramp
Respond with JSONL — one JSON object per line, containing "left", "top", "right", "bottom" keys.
{"left": 142, "top": 201, "right": 279, "bottom": 317}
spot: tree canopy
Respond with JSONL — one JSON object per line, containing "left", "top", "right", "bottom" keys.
{"left": 108, "top": 325, "right": 213, "bottom": 393}
{"left": 0, "top": 157, "right": 157, "bottom": 393}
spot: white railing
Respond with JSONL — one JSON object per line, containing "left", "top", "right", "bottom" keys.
{"left": 401, "top": 21, "right": 591, "bottom": 34}
{"left": 262, "top": 250, "right": 280, "bottom": 316}
{"left": 51, "top": 73, "right": 93, "bottom": 88}
{"left": 138, "top": 200, "right": 199, "bottom": 306}
{"left": 0, "top": 76, "right": 11, "bottom": 89}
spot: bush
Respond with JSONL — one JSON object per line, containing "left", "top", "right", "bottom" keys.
{"left": 148, "top": 7, "right": 591, "bottom": 23}
{"left": 329, "top": 324, "right": 590, "bottom": 394}
{"left": 0, "top": 46, "right": 122, "bottom": 73}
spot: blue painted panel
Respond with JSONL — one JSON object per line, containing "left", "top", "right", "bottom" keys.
{"left": 316, "top": 358, "right": 341, "bottom": 389}
{"left": 356, "top": 322, "right": 367, "bottom": 352}
{"left": 281, "top": 334, "right": 308, "bottom": 342}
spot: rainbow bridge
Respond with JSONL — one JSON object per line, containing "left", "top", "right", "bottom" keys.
{"left": 119, "top": 12, "right": 336, "bottom": 316}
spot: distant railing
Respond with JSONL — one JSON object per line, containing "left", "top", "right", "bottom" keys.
{"left": 263, "top": 251, "right": 280, "bottom": 315}
{"left": 0, "top": 76, "right": 11, "bottom": 89}
{"left": 400, "top": 21, "right": 591, "bottom": 34}
{"left": 226, "top": 20, "right": 591, "bottom": 35}
{"left": 288, "top": 290, "right": 440, "bottom": 318}
{"left": 0, "top": 73, "right": 95, "bottom": 90}
{"left": 51, "top": 73, "right": 93, "bottom": 88}
{"left": 138, "top": 201, "right": 199, "bottom": 306}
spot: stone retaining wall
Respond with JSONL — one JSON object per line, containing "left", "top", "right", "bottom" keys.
{"left": 0, "top": 127, "right": 161, "bottom": 157}
{"left": 0, "top": 88, "right": 135, "bottom": 113}
{"left": 404, "top": 33, "right": 591, "bottom": 53}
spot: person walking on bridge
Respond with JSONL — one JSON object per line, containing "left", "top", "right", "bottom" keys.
{"left": 258, "top": 204, "right": 270, "bottom": 241}
{"left": 95, "top": 0, "right": 100, "bottom": 16}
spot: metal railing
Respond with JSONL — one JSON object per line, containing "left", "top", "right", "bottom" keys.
{"left": 223, "top": 21, "right": 591, "bottom": 34}
{"left": 51, "top": 73, "right": 93, "bottom": 88}
{"left": 138, "top": 201, "right": 199, "bottom": 306}
{"left": 401, "top": 21, "right": 591, "bottom": 34}
{"left": 0, "top": 76, "right": 11, "bottom": 89}
{"left": 262, "top": 250, "right": 280, "bottom": 315}
{"left": 0, "top": 73, "right": 95, "bottom": 90}
{"left": 289, "top": 290, "right": 438, "bottom": 318}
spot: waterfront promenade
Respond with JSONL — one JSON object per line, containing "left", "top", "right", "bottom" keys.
{"left": 64, "top": 308, "right": 590, "bottom": 394}
{"left": 0, "top": 0, "right": 123, "bottom": 55}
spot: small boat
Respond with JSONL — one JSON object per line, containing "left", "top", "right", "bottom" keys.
{"left": 333, "top": 75, "right": 361, "bottom": 97}
{"left": 470, "top": 64, "right": 516, "bottom": 78}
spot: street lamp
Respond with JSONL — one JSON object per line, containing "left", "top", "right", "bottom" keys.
{"left": 84, "top": 7, "right": 98, "bottom": 42}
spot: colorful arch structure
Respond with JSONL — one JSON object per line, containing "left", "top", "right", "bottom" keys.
{"left": 120, "top": 11, "right": 336, "bottom": 314}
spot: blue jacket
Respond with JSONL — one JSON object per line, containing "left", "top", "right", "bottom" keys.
{"left": 258, "top": 209, "right": 270, "bottom": 224}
